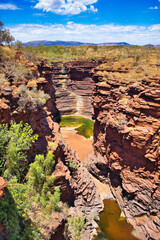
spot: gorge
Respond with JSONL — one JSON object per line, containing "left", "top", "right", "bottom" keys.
{"left": 0, "top": 45, "right": 160, "bottom": 240}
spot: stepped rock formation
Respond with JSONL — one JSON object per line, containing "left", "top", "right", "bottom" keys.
{"left": 0, "top": 56, "right": 102, "bottom": 239}
{"left": 1, "top": 50, "right": 160, "bottom": 239}
{"left": 40, "top": 60, "right": 101, "bottom": 118}
{"left": 53, "top": 142, "right": 103, "bottom": 239}
{"left": 87, "top": 67, "right": 160, "bottom": 239}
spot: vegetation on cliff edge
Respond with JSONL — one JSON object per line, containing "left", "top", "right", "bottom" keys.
{"left": 0, "top": 122, "right": 61, "bottom": 240}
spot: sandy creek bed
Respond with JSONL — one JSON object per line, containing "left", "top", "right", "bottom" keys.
{"left": 61, "top": 127, "right": 113, "bottom": 199}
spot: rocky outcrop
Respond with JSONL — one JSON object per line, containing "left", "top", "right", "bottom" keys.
{"left": 90, "top": 71, "right": 160, "bottom": 239}
{"left": 39, "top": 61, "right": 100, "bottom": 118}
{"left": 0, "top": 56, "right": 103, "bottom": 239}
{"left": 53, "top": 142, "right": 103, "bottom": 239}
{"left": 0, "top": 59, "right": 60, "bottom": 159}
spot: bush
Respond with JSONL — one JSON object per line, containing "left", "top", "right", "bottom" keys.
{"left": 0, "top": 121, "right": 38, "bottom": 181}
{"left": 27, "top": 151, "right": 60, "bottom": 212}
{"left": 0, "top": 61, "right": 31, "bottom": 89}
{"left": 69, "top": 160, "right": 77, "bottom": 171}
{"left": 65, "top": 214, "right": 85, "bottom": 240}
{"left": 0, "top": 151, "right": 59, "bottom": 239}
{"left": 0, "top": 179, "right": 41, "bottom": 240}
{"left": 17, "top": 85, "right": 50, "bottom": 111}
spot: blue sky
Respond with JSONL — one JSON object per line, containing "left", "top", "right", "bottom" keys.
{"left": 0, "top": 0, "right": 160, "bottom": 44}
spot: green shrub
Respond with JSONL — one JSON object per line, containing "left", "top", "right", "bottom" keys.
{"left": 0, "top": 151, "right": 59, "bottom": 239}
{"left": 65, "top": 214, "right": 85, "bottom": 240}
{"left": 0, "top": 61, "right": 31, "bottom": 90}
{"left": 17, "top": 85, "right": 50, "bottom": 111}
{"left": 44, "top": 151, "right": 55, "bottom": 175}
{"left": 27, "top": 151, "right": 60, "bottom": 212}
{"left": 69, "top": 160, "right": 77, "bottom": 171}
{"left": 0, "top": 121, "right": 38, "bottom": 181}
{"left": 0, "top": 184, "right": 41, "bottom": 240}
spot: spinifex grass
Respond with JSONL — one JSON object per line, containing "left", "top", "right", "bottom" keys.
{"left": 60, "top": 116, "right": 94, "bottom": 139}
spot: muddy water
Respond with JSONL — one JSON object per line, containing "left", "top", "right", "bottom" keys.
{"left": 61, "top": 127, "right": 93, "bottom": 162}
{"left": 98, "top": 199, "right": 137, "bottom": 240}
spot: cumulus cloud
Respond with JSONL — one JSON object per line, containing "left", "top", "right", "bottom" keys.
{"left": 0, "top": 3, "right": 19, "bottom": 10}
{"left": 34, "top": 0, "right": 98, "bottom": 15}
{"left": 8, "top": 22, "right": 160, "bottom": 45}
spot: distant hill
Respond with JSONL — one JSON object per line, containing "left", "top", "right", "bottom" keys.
{"left": 22, "top": 40, "right": 94, "bottom": 47}
{"left": 97, "top": 42, "right": 131, "bottom": 46}
{"left": 23, "top": 40, "right": 160, "bottom": 47}
{"left": 23, "top": 40, "right": 132, "bottom": 47}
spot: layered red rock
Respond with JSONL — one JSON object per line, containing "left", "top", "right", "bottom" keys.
{"left": 0, "top": 56, "right": 103, "bottom": 239}
{"left": 91, "top": 74, "right": 160, "bottom": 239}
{"left": 53, "top": 142, "right": 103, "bottom": 239}
{"left": 40, "top": 61, "right": 101, "bottom": 118}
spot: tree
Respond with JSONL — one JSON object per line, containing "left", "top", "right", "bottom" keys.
{"left": 0, "top": 121, "right": 38, "bottom": 181}
{"left": 0, "top": 20, "right": 14, "bottom": 44}
{"left": 15, "top": 40, "right": 22, "bottom": 50}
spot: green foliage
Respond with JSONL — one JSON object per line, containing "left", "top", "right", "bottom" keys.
{"left": 14, "top": 40, "right": 23, "bottom": 50}
{"left": 51, "top": 186, "right": 61, "bottom": 211}
{"left": 0, "top": 185, "right": 40, "bottom": 240}
{"left": 65, "top": 214, "right": 85, "bottom": 240}
{"left": 0, "top": 61, "right": 30, "bottom": 90}
{"left": 27, "top": 154, "right": 45, "bottom": 193}
{"left": 0, "top": 121, "right": 38, "bottom": 181}
{"left": 0, "top": 151, "right": 59, "bottom": 239}
{"left": 27, "top": 151, "right": 60, "bottom": 212}
{"left": 17, "top": 85, "right": 50, "bottom": 111}
{"left": 44, "top": 151, "right": 55, "bottom": 175}
{"left": 69, "top": 160, "right": 77, "bottom": 171}
{"left": 0, "top": 21, "right": 14, "bottom": 44}
{"left": 0, "top": 124, "right": 8, "bottom": 173}
{"left": 0, "top": 121, "right": 60, "bottom": 239}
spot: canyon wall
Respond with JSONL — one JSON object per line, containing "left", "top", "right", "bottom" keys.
{"left": 1, "top": 52, "right": 160, "bottom": 239}
{"left": 0, "top": 57, "right": 102, "bottom": 239}
{"left": 40, "top": 60, "right": 100, "bottom": 118}
{"left": 87, "top": 66, "right": 160, "bottom": 239}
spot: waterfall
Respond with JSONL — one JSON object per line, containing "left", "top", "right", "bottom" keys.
{"left": 76, "top": 95, "right": 83, "bottom": 115}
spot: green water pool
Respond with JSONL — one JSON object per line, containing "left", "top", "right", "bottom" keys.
{"left": 60, "top": 116, "right": 94, "bottom": 139}
{"left": 96, "top": 199, "right": 138, "bottom": 240}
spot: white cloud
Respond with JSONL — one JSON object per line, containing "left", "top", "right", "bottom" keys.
{"left": 34, "top": 13, "right": 45, "bottom": 16}
{"left": 0, "top": 4, "right": 19, "bottom": 10}
{"left": 149, "top": 6, "right": 158, "bottom": 9}
{"left": 8, "top": 22, "right": 160, "bottom": 45}
{"left": 34, "top": 0, "right": 98, "bottom": 15}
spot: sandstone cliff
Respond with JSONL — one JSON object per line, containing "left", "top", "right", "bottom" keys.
{"left": 39, "top": 60, "right": 100, "bottom": 118}
{"left": 0, "top": 54, "right": 103, "bottom": 239}
{"left": 88, "top": 65, "right": 160, "bottom": 239}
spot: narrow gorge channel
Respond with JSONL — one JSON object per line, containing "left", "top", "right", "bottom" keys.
{"left": 59, "top": 116, "right": 138, "bottom": 240}
{"left": 0, "top": 52, "right": 159, "bottom": 240}
{"left": 50, "top": 59, "right": 160, "bottom": 240}
{"left": 46, "top": 59, "right": 136, "bottom": 239}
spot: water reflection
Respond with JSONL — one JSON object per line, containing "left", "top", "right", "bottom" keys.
{"left": 97, "top": 199, "right": 137, "bottom": 240}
